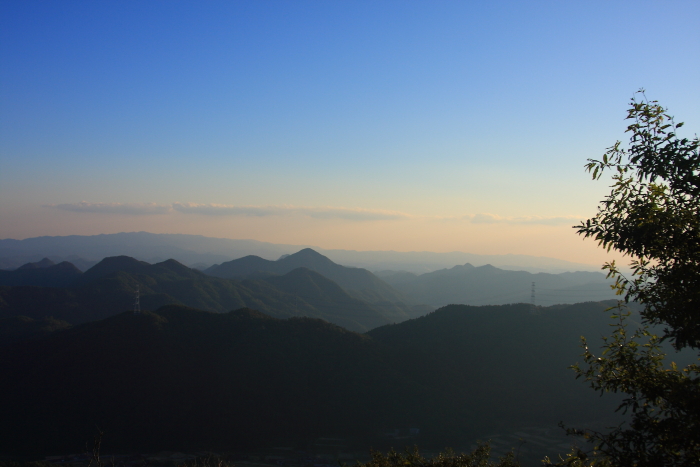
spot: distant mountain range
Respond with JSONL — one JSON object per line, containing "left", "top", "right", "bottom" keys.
{"left": 0, "top": 301, "right": 624, "bottom": 457}
{"left": 0, "top": 231, "right": 603, "bottom": 273}
{"left": 0, "top": 250, "right": 428, "bottom": 332}
{"left": 376, "top": 263, "right": 616, "bottom": 307}
{"left": 0, "top": 248, "right": 618, "bottom": 332}
{"left": 0, "top": 238, "right": 677, "bottom": 461}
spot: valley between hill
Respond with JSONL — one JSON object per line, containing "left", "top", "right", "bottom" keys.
{"left": 0, "top": 249, "right": 636, "bottom": 463}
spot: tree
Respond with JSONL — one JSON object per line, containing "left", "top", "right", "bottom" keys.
{"left": 555, "top": 91, "right": 700, "bottom": 466}
{"left": 577, "top": 91, "right": 700, "bottom": 350}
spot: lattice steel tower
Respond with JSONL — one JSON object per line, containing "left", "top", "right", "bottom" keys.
{"left": 133, "top": 285, "right": 141, "bottom": 314}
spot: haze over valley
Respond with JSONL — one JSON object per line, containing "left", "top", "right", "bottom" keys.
{"left": 0, "top": 241, "right": 631, "bottom": 464}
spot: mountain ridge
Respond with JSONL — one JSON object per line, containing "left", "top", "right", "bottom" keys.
{"left": 376, "top": 262, "right": 616, "bottom": 307}
{"left": 0, "top": 231, "right": 603, "bottom": 273}
{"left": 0, "top": 260, "right": 83, "bottom": 287}
{"left": 0, "top": 254, "right": 412, "bottom": 332}
{"left": 206, "top": 248, "right": 425, "bottom": 322}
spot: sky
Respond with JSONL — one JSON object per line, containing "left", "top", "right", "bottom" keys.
{"left": 1, "top": 0, "right": 699, "bottom": 266}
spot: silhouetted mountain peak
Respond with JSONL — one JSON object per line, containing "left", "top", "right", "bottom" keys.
{"left": 82, "top": 256, "right": 151, "bottom": 281}
{"left": 155, "top": 258, "right": 201, "bottom": 275}
{"left": 205, "top": 250, "right": 338, "bottom": 279}
{"left": 203, "top": 249, "right": 414, "bottom": 324}
{"left": 204, "top": 255, "right": 269, "bottom": 276}
{"left": 280, "top": 248, "right": 335, "bottom": 266}
{"left": 444, "top": 263, "right": 475, "bottom": 272}
{"left": 17, "top": 258, "right": 55, "bottom": 270}
{"left": 0, "top": 260, "right": 83, "bottom": 288}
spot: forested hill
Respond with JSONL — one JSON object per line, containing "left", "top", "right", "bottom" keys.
{"left": 0, "top": 315, "right": 72, "bottom": 346}
{"left": 0, "top": 258, "right": 82, "bottom": 287}
{"left": 206, "top": 248, "right": 412, "bottom": 306}
{"left": 0, "top": 306, "right": 412, "bottom": 455}
{"left": 0, "top": 255, "right": 412, "bottom": 332}
{"left": 0, "top": 301, "right": 623, "bottom": 457}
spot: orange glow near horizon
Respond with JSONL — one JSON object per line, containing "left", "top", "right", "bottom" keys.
{"left": 0, "top": 204, "right": 624, "bottom": 268}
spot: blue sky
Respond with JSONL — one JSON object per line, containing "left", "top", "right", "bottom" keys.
{"left": 1, "top": 1, "right": 698, "bottom": 264}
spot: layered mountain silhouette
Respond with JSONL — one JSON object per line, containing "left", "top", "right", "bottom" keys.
{"left": 17, "top": 257, "right": 56, "bottom": 269}
{"left": 0, "top": 301, "right": 623, "bottom": 456}
{"left": 0, "top": 231, "right": 601, "bottom": 274}
{"left": 0, "top": 252, "right": 421, "bottom": 332}
{"left": 207, "top": 248, "right": 401, "bottom": 299}
{"left": 206, "top": 248, "right": 430, "bottom": 321}
{"left": 0, "top": 258, "right": 82, "bottom": 287}
{"left": 376, "top": 263, "right": 616, "bottom": 307}
{"left": 261, "top": 267, "right": 389, "bottom": 331}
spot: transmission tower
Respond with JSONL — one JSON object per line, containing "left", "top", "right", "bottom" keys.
{"left": 531, "top": 282, "right": 536, "bottom": 307}
{"left": 133, "top": 285, "right": 141, "bottom": 314}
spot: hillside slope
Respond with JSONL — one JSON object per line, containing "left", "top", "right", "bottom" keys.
{"left": 0, "top": 256, "right": 396, "bottom": 332}
{"left": 207, "top": 249, "right": 401, "bottom": 298}
{"left": 0, "top": 301, "right": 624, "bottom": 456}
{"left": 0, "top": 306, "right": 413, "bottom": 455}
{"left": 207, "top": 248, "right": 429, "bottom": 321}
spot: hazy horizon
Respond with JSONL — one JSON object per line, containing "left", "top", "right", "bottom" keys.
{"left": 2, "top": 1, "right": 699, "bottom": 267}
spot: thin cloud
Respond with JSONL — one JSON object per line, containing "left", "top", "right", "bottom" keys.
{"left": 467, "top": 213, "right": 582, "bottom": 226}
{"left": 172, "top": 203, "right": 411, "bottom": 221}
{"left": 299, "top": 206, "right": 410, "bottom": 221}
{"left": 45, "top": 202, "right": 172, "bottom": 215}
{"left": 172, "top": 203, "right": 285, "bottom": 217}
{"left": 43, "top": 202, "right": 578, "bottom": 225}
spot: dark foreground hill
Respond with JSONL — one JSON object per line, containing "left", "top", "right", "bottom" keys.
{"left": 0, "top": 256, "right": 402, "bottom": 332}
{"left": 0, "top": 301, "right": 624, "bottom": 457}
{"left": 0, "top": 315, "right": 72, "bottom": 346}
{"left": 0, "top": 306, "right": 415, "bottom": 455}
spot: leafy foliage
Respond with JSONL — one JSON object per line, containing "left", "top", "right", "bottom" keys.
{"left": 575, "top": 91, "right": 700, "bottom": 350}
{"left": 566, "top": 92, "right": 700, "bottom": 466}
